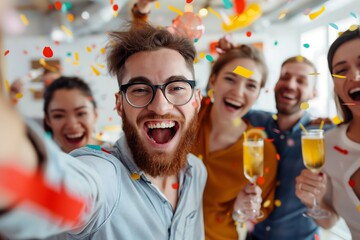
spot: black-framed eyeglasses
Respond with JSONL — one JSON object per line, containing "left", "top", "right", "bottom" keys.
{"left": 120, "top": 80, "right": 196, "bottom": 108}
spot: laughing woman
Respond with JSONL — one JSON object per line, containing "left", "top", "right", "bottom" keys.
{"left": 44, "top": 76, "right": 102, "bottom": 153}
{"left": 192, "top": 44, "right": 278, "bottom": 240}
{"left": 296, "top": 26, "right": 360, "bottom": 239}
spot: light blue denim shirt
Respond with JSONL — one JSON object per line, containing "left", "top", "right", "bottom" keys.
{"left": 0, "top": 121, "right": 207, "bottom": 240}
{"left": 244, "top": 110, "right": 333, "bottom": 240}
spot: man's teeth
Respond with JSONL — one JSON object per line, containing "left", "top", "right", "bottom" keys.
{"left": 282, "top": 93, "right": 295, "bottom": 99}
{"left": 147, "top": 122, "right": 175, "bottom": 129}
{"left": 66, "top": 133, "right": 84, "bottom": 139}
{"left": 349, "top": 87, "right": 360, "bottom": 94}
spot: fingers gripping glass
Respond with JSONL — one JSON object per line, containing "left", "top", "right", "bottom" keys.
{"left": 120, "top": 80, "right": 196, "bottom": 108}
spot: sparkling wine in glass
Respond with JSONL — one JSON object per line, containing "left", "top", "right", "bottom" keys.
{"left": 301, "top": 129, "right": 330, "bottom": 219}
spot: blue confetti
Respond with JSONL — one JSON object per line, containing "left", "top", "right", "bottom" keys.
{"left": 329, "top": 23, "right": 339, "bottom": 30}
{"left": 86, "top": 144, "right": 101, "bottom": 151}
{"left": 206, "top": 54, "right": 214, "bottom": 62}
{"left": 350, "top": 12, "right": 358, "bottom": 18}
{"left": 222, "top": 0, "right": 233, "bottom": 9}
{"left": 303, "top": 43, "right": 310, "bottom": 48}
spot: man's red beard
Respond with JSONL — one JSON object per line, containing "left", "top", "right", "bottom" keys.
{"left": 122, "top": 111, "right": 198, "bottom": 177}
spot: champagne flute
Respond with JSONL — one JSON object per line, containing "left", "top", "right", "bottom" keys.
{"left": 301, "top": 129, "right": 330, "bottom": 219}
{"left": 233, "top": 138, "right": 264, "bottom": 222}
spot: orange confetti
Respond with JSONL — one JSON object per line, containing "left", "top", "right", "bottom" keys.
{"left": 67, "top": 13, "right": 74, "bottom": 22}
{"left": 131, "top": 173, "right": 140, "bottom": 180}
{"left": 110, "top": 0, "right": 114, "bottom": 5}
{"left": 274, "top": 199, "right": 281, "bottom": 207}
{"left": 314, "top": 233, "right": 320, "bottom": 240}
{"left": 172, "top": 183, "right": 179, "bottom": 189}
{"left": 256, "top": 176, "right": 265, "bottom": 185}
{"left": 192, "top": 101, "right": 199, "bottom": 109}
{"left": 276, "top": 153, "right": 280, "bottom": 161}
{"left": 264, "top": 167, "right": 269, "bottom": 173}
{"left": 3, "top": 50, "right": 9, "bottom": 56}
{"left": 43, "top": 46, "right": 54, "bottom": 58}
{"left": 54, "top": 1, "right": 62, "bottom": 11}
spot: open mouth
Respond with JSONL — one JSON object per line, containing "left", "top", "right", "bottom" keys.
{"left": 224, "top": 98, "right": 243, "bottom": 110}
{"left": 281, "top": 92, "right": 296, "bottom": 101}
{"left": 146, "top": 121, "right": 178, "bottom": 144}
{"left": 65, "top": 132, "right": 85, "bottom": 143}
{"left": 349, "top": 87, "right": 360, "bottom": 101}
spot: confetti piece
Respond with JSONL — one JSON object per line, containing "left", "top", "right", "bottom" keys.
{"left": 333, "top": 145, "right": 348, "bottom": 155}
{"left": 303, "top": 43, "right": 310, "bottom": 48}
{"left": 287, "top": 138, "right": 295, "bottom": 147}
{"left": 90, "top": 65, "right": 100, "bottom": 76}
{"left": 332, "top": 74, "right": 346, "bottom": 79}
{"left": 272, "top": 114, "right": 278, "bottom": 120}
{"left": 48, "top": 4, "right": 53, "bottom": 10}
{"left": 131, "top": 173, "right": 141, "bottom": 180}
{"left": 263, "top": 200, "right": 271, "bottom": 208}
{"left": 206, "top": 54, "right": 214, "bottom": 62}
{"left": 61, "top": 25, "right": 73, "bottom": 37}
{"left": 309, "top": 72, "right": 320, "bottom": 76}
{"left": 349, "top": 24, "right": 359, "bottom": 31}
{"left": 3, "top": 50, "right": 9, "bottom": 56}
{"left": 74, "top": 52, "right": 79, "bottom": 61}
{"left": 329, "top": 23, "right": 339, "bottom": 30}
{"left": 300, "top": 102, "right": 309, "bottom": 110}
{"left": 15, "top": 93, "right": 23, "bottom": 99}
{"left": 233, "top": 118, "right": 242, "bottom": 127}
{"left": 23, "top": 50, "right": 28, "bottom": 55}
{"left": 192, "top": 100, "right": 199, "bottom": 109}
{"left": 296, "top": 56, "right": 304, "bottom": 62}
{"left": 274, "top": 41, "right": 278, "bottom": 46}
{"left": 314, "top": 233, "right": 320, "bottom": 240}
{"left": 342, "top": 102, "right": 356, "bottom": 106}
{"left": 265, "top": 138, "right": 274, "bottom": 143}
{"left": 86, "top": 144, "right": 101, "bottom": 150}
{"left": 331, "top": 116, "right": 343, "bottom": 125}
{"left": 264, "top": 167, "right": 269, "bottom": 173}
{"left": 172, "top": 183, "right": 179, "bottom": 189}
{"left": 278, "top": 10, "right": 287, "bottom": 20}
{"left": 274, "top": 199, "right": 281, "bottom": 207}
{"left": 222, "top": 0, "right": 233, "bottom": 9}
{"left": 20, "top": 14, "right": 29, "bottom": 26}
{"left": 96, "top": 64, "right": 105, "bottom": 68}
{"left": 113, "top": 4, "right": 119, "bottom": 11}
{"left": 55, "top": 1, "right": 62, "bottom": 11}
{"left": 194, "top": 57, "right": 199, "bottom": 64}
{"left": 350, "top": 12, "right": 358, "bottom": 19}
{"left": 43, "top": 46, "right": 54, "bottom": 58}
{"left": 233, "top": 66, "right": 254, "bottom": 78}
{"left": 309, "top": 6, "right": 325, "bottom": 20}
{"left": 357, "top": 204, "right": 360, "bottom": 212}
{"left": 67, "top": 13, "right": 74, "bottom": 22}
{"left": 86, "top": 46, "right": 92, "bottom": 53}
{"left": 257, "top": 176, "right": 265, "bottom": 185}
{"left": 168, "top": 5, "right": 183, "bottom": 16}
{"left": 0, "top": 165, "right": 85, "bottom": 225}
{"left": 205, "top": 97, "right": 211, "bottom": 105}
{"left": 186, "top": 0, "right": 193, "bottom": 3}
{"left": 276, "top": 153, "right": 280, "bottom": 161}
{"left": 246, "top": 31, "right": 252, "bottom": 37}
{"left": 208, "top": 7, "right": 222, "bottom": 20}
{"left": 101, "top": 148, "right": 111, "bottom": 154}
{"left": 110, "top": 0, "right": 114, "bottom": 5}
{"left": 349, "top": 179, "right": 355, "bottom": 188}
{"left": 155, "top": 1, "right": 161, "bottom": 9}
{"left": 199, "top": 52, "right": 205, "bottom": 58}
{"left": 197, "top": 154, "right": 203, "bottom": 160}
{"left": 100, "top": 48, "right": 106, "bottom": 54}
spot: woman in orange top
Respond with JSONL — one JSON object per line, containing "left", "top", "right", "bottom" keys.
{"left": 192, "top": 43, "right": 278, "bottom": 240}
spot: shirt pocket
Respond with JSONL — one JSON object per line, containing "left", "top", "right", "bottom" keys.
{"left": 183, "top": 210, "right": 202, "bottom": 240}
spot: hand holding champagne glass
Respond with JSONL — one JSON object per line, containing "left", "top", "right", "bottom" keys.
{"left": 233, "top": 136, "right": 264, "bottom": 222}
{"left": 301, "top": 129, "right": 330, "bottom": 219}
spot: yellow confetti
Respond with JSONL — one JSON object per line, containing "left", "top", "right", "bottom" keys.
{"left": 86, "top": 46, "right": 92, "bottom": 53}
{"left": 199, "top": 52, "right": 206, "bottom": 59}
{"left": 357, "top": 204, "right": 360, "bottom": 212}
{"left": 74, "top": 52, "right": 79, "bottom": 61}
{"left": 5, "top": 80, "right": 10, "bottom": 92}
{"left": 309, "top": 72, "right": 320, "bottom": 76}
{"left": 233, "top": 118, "right": 242, "bottom": 127}
{"left": 300, "top": 102, "right": 309, "bottom": 110}
{"left": 233, "top": 66, "right": 254, "bottom": 78}
{"left": 90, "top": 65, "right": 100, "bottom": 76}
{"left": 61, "top": 25, "right": 73, "bottom": 37}
{"left": 263, "top": 199, "right": 271, "bottom": 208}
{"left": 208, "top": 7, "right": 222, "bottom": 20}
{"left": 274, "top": 199, "right": 282, "bottom": 207}
{"left": 278, "top": 10, "right": 287, "bottom": 20}
{"left": 15, "top": 93, "right": 23, "bottom": 99}
{"left": 113, "top": 11, "right": 118, "bottom": 17}
{"left": 96, "top": 63, "right": 105, "bottom": 68}
{"left": 39, "top": 58, "right": 46, "bottom": 67}
{"left": 67, "top": 13, "right": 74, "bottom": 22}
{"left": 72, "top": 61, "right": 80, "bottom": 66}
{"left": 20, "top": 14, "right": 29, "bottom": 26}
{"left": 331, "top": 115, "right": 343, "bottom": 125}
{"left": 349, "top": 24, "right": 359, "bottom": 31}
{"left": 100, "top": 48, "right": 106, "bottom": 54}
{"left": 131, "top": 173, "right": 140, "bottom": 180}
{"left": 155, "top": 1, "right": 160, "bottom": 9}
{"left": 168, "top": 5, "right": 183, "bottom": 16}
{"left": 197, "top": 154, "right": 203, "bottom": 160}
{"left": 272, "top": 114, "right": 278, "bottom": 120}
{"left": 309, "top": 6, "right": 325, "bottom": 20}
{"left": 296, "top": 56, "right": 304, "bottom": 62}
{"left": 194, "top": 57, "right": 199, "bottom": 64}
{"left": 332, "top": 74, "right": 346, "bottom": 79}
{"left": 65, "top": 57, "right": 71, "bottom": 63}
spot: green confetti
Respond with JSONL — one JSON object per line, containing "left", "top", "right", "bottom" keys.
{"left": 205, "top": 54, "right": 214, "bottom": 62}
